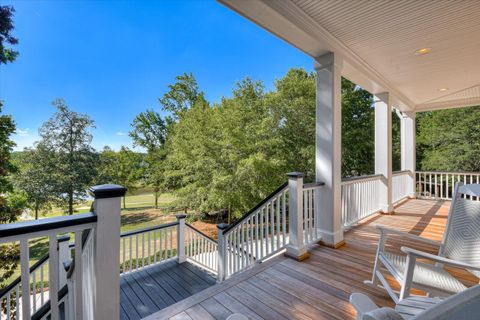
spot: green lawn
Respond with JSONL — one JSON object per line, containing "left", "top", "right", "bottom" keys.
{"left": 1, "top": 189, "right": 179, "bottom": 285}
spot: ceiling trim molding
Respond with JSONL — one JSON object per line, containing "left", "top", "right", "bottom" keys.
{"left": 415, "top": 97, "right": 480, "bottom": 112}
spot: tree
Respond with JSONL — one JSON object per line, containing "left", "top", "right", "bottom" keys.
{"left": 341, "top": 78, "right": 375, "bottom": 177}
{"left": 39, "top": 99, "right": 97, "bottom": 215}
{"left": 417, "top": 106, "right": 480, "bottom": 172}
{"left": 0, "top": 102, "right": 17, "bottom": 196}
{"left": 97, "top": 147, "right": 144, "bottom": 209}
{"left": 159, "top": 73, "right": 204, "bottom": 119}
{"left": 129, "top": 110, "right": 166, "bottom": 152}
{"left": 0, "top": 6, "right": 18, "bottom": 65}
{"left": 14, "top": 144, "right": 57, "bottom": 219}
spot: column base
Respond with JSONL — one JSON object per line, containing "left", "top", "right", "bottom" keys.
{"left": 380, "top": 204, "right": 394, "bottom": 215}
{"left": 318, "top": 228, "right": 344, "bottom": 248}
{"left": 285, "top": 246, "right": 309, "bottom": 261}
{"left": 284, "top": 250, "right": 310, "bottom": 261}
{"left": 318, "top": 239, "right": 346, "bottom": 249}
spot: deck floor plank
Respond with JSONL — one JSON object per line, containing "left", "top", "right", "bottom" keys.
{"left": 121, "top": 260, "right": 216, "bottom": 320}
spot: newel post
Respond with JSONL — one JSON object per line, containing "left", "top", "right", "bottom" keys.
{"left": 89, "top": 184, "right": 126, "bottom": 320}
{"left": 285, "top": 172, "right": 309, "bottom": 261}
{"left": 217, "top": 223, "right": 229, "bottom": 282}
{"left": 57, "top": 234, "right": 71, "bottom": 289}
{"left": 176, "top": 214, "right": 187, "bottom": 263}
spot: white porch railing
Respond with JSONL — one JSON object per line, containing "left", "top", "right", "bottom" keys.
{"left": 302, "top": 183, "right": 323, "bottom": 245}
{"left": 416, "top": 171, "right": 480, "bottom": 201}
{"left": 341, "top": 174, "right": 383, "bottom": 228}
{"left": 185, "top": 224, "right": 218, "bottom": 273}
{"left": 392, "top": 170, "right": 413, "bottom": 204}
{"left": 120, "top": 222, "right": 178, "bottom": 274}
{"left": 220, "top": 182, "right": 289, "bottom": 280}
{"left": 0, "top": 214, "right": 97, "bottom": 320}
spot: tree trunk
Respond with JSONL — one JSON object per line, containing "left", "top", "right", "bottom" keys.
{"left": 69, "top": 190, "right": 74, "bottom": 215}
{"left": 155, "top": 194, "right": 158, "bottom": 209}
{"left": 123, "top": 196, "right": 126, "bottom": 209}
{"left": 35, "top": 204, "right": 39, "bottom": 220}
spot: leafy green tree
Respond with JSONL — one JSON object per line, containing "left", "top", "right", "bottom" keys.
{"left": 14, "top": 144, "right": 57, "bottom": 219}
{"left": 129, "top": 110, "right": 166, "bottom": 151}
{"left": 417, "top": 106, "right": 480, "bottom": 171}
{"left": 0, "top": 103, "right": 16, "bottom": 196}
{"left": 39, "top": 99, "right": 97, "bottom": 215}
{"left": 0, "top": 5, "right": 19, "bottom": 300}
{"left": 341, "top": 79, "right": 375, "bottom": 177}
{"left": 0, "top": 6, "right": 18, "bottom": 65}
{"left": 97, "top": 147, "right": 144, "bottom": 209}
{"left": 159, "top": 73, "right": 204, "bottom": 119}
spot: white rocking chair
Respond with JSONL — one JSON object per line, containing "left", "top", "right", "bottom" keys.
{"left": 366, "top": 182, "right": 480, "bottom": 302}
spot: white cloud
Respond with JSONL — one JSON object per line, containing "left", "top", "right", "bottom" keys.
{"left": 116, "top": 132, "right": 126, "bottom": 136}
{"left": 16, "top": 128, "right": 30, "bottom": 137}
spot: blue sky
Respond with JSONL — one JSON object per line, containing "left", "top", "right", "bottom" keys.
{"left": 1, "top": 0, "right": 311, "bottom": 151}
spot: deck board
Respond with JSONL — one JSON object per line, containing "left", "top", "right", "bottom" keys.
{"left": 120, "top": 260, "right": 216, "bottom": 320}
{"left": 145, "top": 199, "right": 479, "bottom": 320}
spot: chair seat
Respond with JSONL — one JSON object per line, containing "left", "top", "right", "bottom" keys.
{"left": 395, "top": 296, "right": 442, "bottom": 319}
{"left": 382, "top": 252, "right": 467, "bottom": 294}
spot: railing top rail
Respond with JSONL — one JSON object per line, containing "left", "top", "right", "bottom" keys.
{"left": 222, "top": 181, "right": 289, "bottom": 235}
{"left": 120, "top": 221, "right": 179, "bottom": 238}
{"left": 417, "top": 170, "right": 480, "bottom": 175}
{"left": 0, "top": 212, "right": 97, "bottom": 238}
{"left": 186, "top": 223, "right": 217, "bottom": 243}
{"left": 303, "top": 182, "right": 325, "bottom": 190}
{"left": 393, "top": 170, "right": 411, "bottom": 175}
{"left": 341, "top": 173, "right": 384, "bottom": 184}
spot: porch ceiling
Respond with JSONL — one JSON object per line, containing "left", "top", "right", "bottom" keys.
{"left": 218, "top": 0, "right": 480, "bottom": 112}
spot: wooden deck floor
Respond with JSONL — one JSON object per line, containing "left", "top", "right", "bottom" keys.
{"left": 144, "top": 199, "right": 479, "bottom": 320}
{"left": 120, "top": 260, "right": 216, "bottom": 320}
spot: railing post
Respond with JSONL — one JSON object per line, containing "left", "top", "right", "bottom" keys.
{"left": 176, "top": 214, "right": 187, "bottom": 263}
{"left": 89, "top": 184, "right": 126, "bottom": 320}
{"left": 216, "top": 223, "right": 229, "bottom": 282}
{"left": 57, "top": 234, "right": 71, "bottom": 289}
{"left": 285, "top": 172, "right": 309, "bottom": 261}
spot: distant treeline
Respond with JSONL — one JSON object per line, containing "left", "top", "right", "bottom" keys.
{"left": 6, "top": 70, "right": 480, "bottom": 222}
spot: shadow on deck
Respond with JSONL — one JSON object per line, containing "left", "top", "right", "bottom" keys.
{"left": 120, "top": 260, "right": 216, "bottom": 320}
{"left": 144, "top": 199, "right": 479, "bottom": 320}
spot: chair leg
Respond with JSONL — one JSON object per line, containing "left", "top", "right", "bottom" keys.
{"left": 399, "top": 254, "right": 416, "bottom": 300}
{"left": 366, "top": 233, "right": 387, "bottom": 287}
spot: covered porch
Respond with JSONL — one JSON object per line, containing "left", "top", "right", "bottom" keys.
{"left": 146, "top": 199, "right": 478, "bottom": 320}
{"left": 218, "top": 0, "right": 480, "bottom": 252}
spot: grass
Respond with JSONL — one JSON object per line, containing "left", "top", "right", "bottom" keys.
{"left": 0, "top": 189, "right": 182, "bottom": 287}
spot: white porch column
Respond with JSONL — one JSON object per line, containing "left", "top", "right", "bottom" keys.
{"left": 314, "top": 52, "right": 344, "bottom": 248}
{"left": 401, "top": 111, "right": 416, "bottom": 197}
{"left": 374, "top": 93, "right": 393, "bottom": 213}
{"left": 90, "top": 184, "right": 126, "bottom": 320}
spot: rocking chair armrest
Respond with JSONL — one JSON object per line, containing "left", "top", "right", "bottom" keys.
{"left": 401, "top": 247, "right": 480, "bottom": 271}
{"left": 376, "top": 226, "right": 440, "bottom": 246}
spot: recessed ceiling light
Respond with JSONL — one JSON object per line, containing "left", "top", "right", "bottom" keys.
{"left": 414, "top": 47, "right": 431, "bottom": 55}
{"left": 438, "top": 88, "right": 449, "bottom": 92}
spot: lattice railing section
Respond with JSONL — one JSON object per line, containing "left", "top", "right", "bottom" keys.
{"left": 185, "top": 224, "right": 218, "bottom": 273}
{"left": 0, "top": 214, "right": 97, "bottom": 320}
{"left": 392, "top": 170, "right": 413, "bottom": 203}
{"left": 302, "top": 183, "right": 322, "bottom": 245}
{"left": 341, "top": 174, "right": 383, "bottom": 228}
{"left": 417, "top": 171, "right": 480, "bottom": 201}
{"left": 120, "top": 222, "right": 178, "bottom": 274}
{"left": 222, "top": 182, "right": 289, "bottom": 279}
